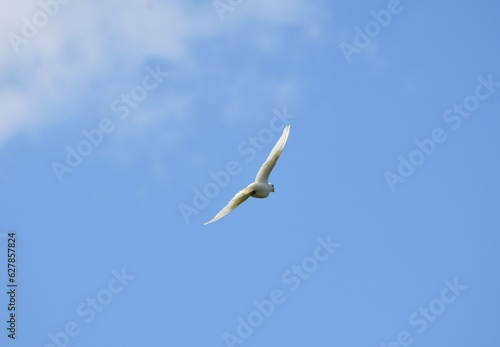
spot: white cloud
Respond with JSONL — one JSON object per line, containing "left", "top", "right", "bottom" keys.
{"left": 0, "top": 0, "right": 319, "bottom": 148}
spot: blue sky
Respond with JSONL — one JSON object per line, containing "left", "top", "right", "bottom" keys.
{"left": 0, "top": 0, "right": 499, "bottom": 346}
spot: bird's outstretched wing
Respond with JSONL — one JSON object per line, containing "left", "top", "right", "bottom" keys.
{"left": 255, "top": 125, "right": 290, "bottom": 183}
{"left": 204, "top": 186, "right": 253, "bottom": 225}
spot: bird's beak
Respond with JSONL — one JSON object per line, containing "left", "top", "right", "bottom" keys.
{"left": 271, "top": 186, "right": 275, "bottom": 192}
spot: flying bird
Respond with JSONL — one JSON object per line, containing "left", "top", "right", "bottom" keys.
{"left": 204, "top": 125, "right": 291, "bottom": 225}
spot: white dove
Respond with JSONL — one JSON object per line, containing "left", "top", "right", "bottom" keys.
{"left": 204, "top": 125, "right": 291, "bottom": 225}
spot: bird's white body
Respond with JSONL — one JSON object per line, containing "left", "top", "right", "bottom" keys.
{"left": 245, "top": 181, "right": 274, "bottom": 199}
{"left": 204, "top": 125, "right": 290, "bottom": 225}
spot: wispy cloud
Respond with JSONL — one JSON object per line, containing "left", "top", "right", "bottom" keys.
{"left": 0, "top": 0, "right": 320, "bottom": 148}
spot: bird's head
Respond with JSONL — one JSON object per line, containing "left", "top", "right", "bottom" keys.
{"left": 270, "top": 183, "right": 275, "bottom": 192}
